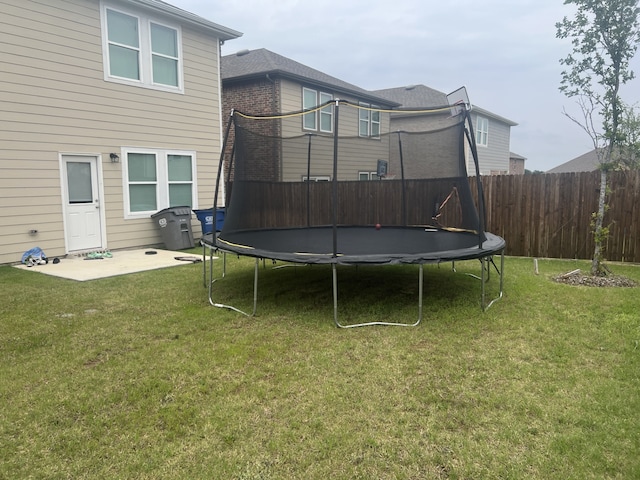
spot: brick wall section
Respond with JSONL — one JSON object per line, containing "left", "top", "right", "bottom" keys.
{"left": 222, "top": 78, "right": 282, "bottom": 186}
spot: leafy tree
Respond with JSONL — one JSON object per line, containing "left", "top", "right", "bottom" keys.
{"left": 556, "top": 0, "right": 640, "bottom": 275}
{"left": 617, "top": 103, "right": 640, "bottom": 168}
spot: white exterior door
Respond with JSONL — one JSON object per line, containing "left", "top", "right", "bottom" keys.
{"left": 62, "top": 155, "right": 104, "bottom": 252}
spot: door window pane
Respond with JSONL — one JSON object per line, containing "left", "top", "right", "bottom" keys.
{"left": 67, "top": 162, "right": 92, "bottom": 204}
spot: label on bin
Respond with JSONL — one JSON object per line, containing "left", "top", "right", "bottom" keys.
{"left": 158, "top": 218, "right": 167, "bottom": 228}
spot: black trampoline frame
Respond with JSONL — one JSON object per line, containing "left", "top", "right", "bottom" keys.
{"left": 200, "top": 230, "right": 504, "bottom": 327}
{"left": 202, "top": 102, "right": 505, "bottom": 327}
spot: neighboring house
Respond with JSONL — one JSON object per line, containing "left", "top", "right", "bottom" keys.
{"left": 509, "top": 152, "right": 526, "bottom": 175}
{"left": 0, "top": 0, "right": 241, "bottom": 264}
{"left": 547, "top": 149, "right": 601, "bottom": 173}
{"left": 373, "top": 85, "right": 519, "bottom": 175}
{"left": 221, "top": 48, "right": 400, "bottom": 182}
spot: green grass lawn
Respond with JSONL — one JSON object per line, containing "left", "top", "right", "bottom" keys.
{"left": 1, "top": 254, "right": 639, "bottom": 479}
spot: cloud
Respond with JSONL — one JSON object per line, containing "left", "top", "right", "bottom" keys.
{"left": 172, "top": 0, "right": 640, "bottom": 171}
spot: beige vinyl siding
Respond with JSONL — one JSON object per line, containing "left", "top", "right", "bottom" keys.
{"left": 472, "top": 113, "right": 512, "bottom": 175}
{"left": 0, "top": 0, "right": 224, "bottom": 264}
{"left": 390, "top": 111, "right": 514, "bottom": 176}
{"left": 279, "top": 78, "right": 303, "bottom": 115}
{"left": 278, "top": 79, "right": 390, "bottom": 181}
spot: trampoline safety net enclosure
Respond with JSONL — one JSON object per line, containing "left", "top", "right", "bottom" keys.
{"left": 203, "top": 100, "right": 505, "bottom": 327}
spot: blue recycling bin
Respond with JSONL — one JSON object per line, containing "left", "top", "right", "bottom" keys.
{"left": 193, "top": 208, "right": 225, "bottom": 234}
{"left": 193, "top": 209, "right": 214, "bottom": 234}
{"left": 215, "top": 207, "right": 225, "bottom": 232}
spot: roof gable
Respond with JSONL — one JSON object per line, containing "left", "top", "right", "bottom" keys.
{"left": 372, "top": 84, "right": 448, "bottom": 108}
{"left": 373, "top": 84, "right": 518, "bottom": 126}
{"left": 547, "top": 149, "right": 601, "bottom": 173}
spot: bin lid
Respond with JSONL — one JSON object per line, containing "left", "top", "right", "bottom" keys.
{"left": 151, "top": 206, "right": 193, "bottom": 218}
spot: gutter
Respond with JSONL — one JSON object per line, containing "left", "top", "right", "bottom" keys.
{"left": 125, "top": 0, "right": 243, "bottom": 41}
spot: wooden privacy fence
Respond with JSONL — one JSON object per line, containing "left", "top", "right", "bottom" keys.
{"left": 475, "top": 170, "right": 640, "bottom": 263}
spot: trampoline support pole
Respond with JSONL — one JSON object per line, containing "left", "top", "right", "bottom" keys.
{"left": 481, "top": 250, "right": 504, "bottom": 311}
{"left": 207, "top": 249, "right": 255, "bottom": 317}
{"left": 333, "top": 263, "right": 423, "bottom": 328}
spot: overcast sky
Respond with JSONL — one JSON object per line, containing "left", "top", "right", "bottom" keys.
{"left": 170, "top": 0, "right": 640, "bottom": 172}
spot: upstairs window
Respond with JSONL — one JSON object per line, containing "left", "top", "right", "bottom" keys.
{"left": 359, "top": 103, "right": 380, "bottom": 138}
{"left": 102, "top": 4, "right": 183, "bottom": 93}
{"left": 476, "top": 116, "right": 489, "bottom": 147}
{"left": 302, "top": 88, "right": 333, "bottom": 132}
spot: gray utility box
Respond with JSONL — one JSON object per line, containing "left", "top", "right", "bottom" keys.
{"left": 151, "top": 206, "right": 195, "bottom": 250}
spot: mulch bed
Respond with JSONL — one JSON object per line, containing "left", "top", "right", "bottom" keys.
{"left": 553, "top": 270, "right": 637, "bottom": 287}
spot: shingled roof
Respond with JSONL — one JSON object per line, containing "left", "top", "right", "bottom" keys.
{"left": 372, "top": 84, "right": 448, "bottom": 108}
{"left": 221, "top": 48, "right": 398, "bottom": 106}
{"left": 547, "top": 149, "right": 601, "bottom": 173}
{"left": 373, "top": 84, "right": 518, "bottom": 126}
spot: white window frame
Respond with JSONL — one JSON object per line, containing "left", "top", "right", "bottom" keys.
{"left": 358, "top": 171, "right": 381, "bottom": 181}
{"left": 100, "top": 2, "right": 184, "bottom": 94}
{"left": 476, "top": 116, "right": 489, "bottom": 147}
{"left": 302, "top": 88, "right": 333, "bottom": 133}
{"left": 359, "top": 103, "right": 381, "bottom": 138}
{"left": 302, "top": 175, "right": 331, "bottom": 182}
{"left": 122, "top": 148, "right": 197, "bottom": 219}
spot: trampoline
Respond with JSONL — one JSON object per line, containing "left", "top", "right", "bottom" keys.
{"left": 202, "top": 99, "right": 505, "bottom": 327}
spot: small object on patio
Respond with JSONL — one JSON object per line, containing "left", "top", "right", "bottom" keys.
{"left": 375, "top": 223, "right": 381, "bottom": 230}
{"left": 174, "top": 256, "right": 202, "bottom": 263}
{"left": 145, "top": 250, "right": 158, "bottom": 255}
{"left": 102, "top": 251, "right": 113, "bottom": 258}
{"left": 86, "top": 251, "right": 103, "bottom": 259}
{"left": 21, "top": 246, "right": 48, "bottom": 266}
{"left": 53, "top": 258, "right": 60, "bottom": 264}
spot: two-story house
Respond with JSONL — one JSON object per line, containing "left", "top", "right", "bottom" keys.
{"left": 373, "top": 84, "right": 519, "bottom": 175}
{"left": 0, "top": 0, "right": 240, "bottom": 264}
{"left": 221, "top": 48, "right": 400, "bottom": 183}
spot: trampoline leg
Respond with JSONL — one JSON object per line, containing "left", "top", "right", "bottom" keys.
{"left": 207, "top": 250, "right": 253, "bottom": 317}
{"left": 332, "top": 264, "right": 339, "bottom": 327}
{"left": 481, "top": 250, "right": 504, "bottom": 311}
{"left": 201, "top": 241, "right": 206, "bottom": 287}
{"left": 418, "top": 263, "right": 423, "bottom": 322}
{"left": 222, "top": 250, "right": 227, "bottom": 278}
{"left": 252, "top": 257, "right": 259, "bottom": 316}
{"left": 333, "top": 264, "right": 422, "bottom": 328}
